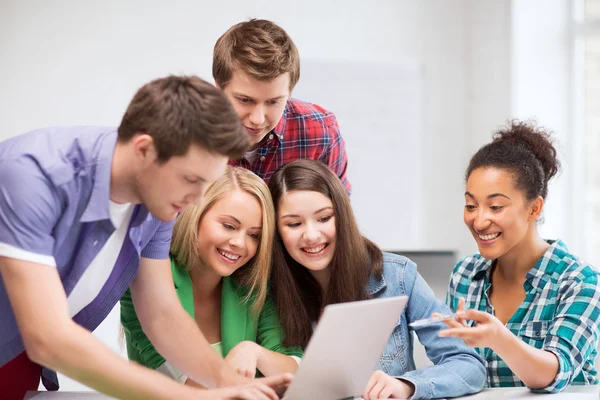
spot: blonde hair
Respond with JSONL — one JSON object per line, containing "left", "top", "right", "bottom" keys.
{"left": 213, "top": 19, "right": 300, "bottom": 91}
{"left": 171, "top": 166, "right": 275, "bottom": 313}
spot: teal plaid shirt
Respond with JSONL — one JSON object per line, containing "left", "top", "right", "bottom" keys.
{"left": 446, "top": 240, "right": 600, "bottom": 393}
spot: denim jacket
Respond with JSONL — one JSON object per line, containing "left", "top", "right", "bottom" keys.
{"left": 371, "top": 253, "right": 486, "bottom": 399}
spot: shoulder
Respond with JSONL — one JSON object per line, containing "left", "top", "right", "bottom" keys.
{"left": 380, "top": 252, "right": 417, "bottom": 280}
{"left": 284, "top": 99, "right": 339, "bottom": 132}
{"left": 544, "top": 241, "right": 599, "bottom": 288}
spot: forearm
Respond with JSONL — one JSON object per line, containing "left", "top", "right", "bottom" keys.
{"left": 35, "top": 321, "right": 196, "bottom": 400}
{"left": 145, "top": 308, "right": 240, "bottom": 388}
{"left": 256, "top": 347, "right": 299, "bottom": 377}
{"left": 493, "top": 328, "right": 559, "bottom": 389}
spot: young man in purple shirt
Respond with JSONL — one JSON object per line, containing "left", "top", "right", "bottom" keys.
{"left": 0, "top": 76, "right": 290, "bottom": 399}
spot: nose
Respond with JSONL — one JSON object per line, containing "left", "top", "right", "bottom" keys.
{"left": 249, "top": 104, "right": 265, "bottom": 126}
{"left": 302, "top": 223, "right": 321, "bottom": 244}
{"left": 229, "top": 231, "right": 245, "bottom": 249}
{"left": 473, "top": 209, "right": 491, "bottom": 232}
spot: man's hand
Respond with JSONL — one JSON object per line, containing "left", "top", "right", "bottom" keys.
{"left": 362, "top": 370, "right": 414, "bottom": 399}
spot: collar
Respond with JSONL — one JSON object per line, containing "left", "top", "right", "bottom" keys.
{"left": 366, "top": 272, "right": 387, "bottom": 296}
{"left": 80, "top": 131, "right": 117, "bottom": 223}
{"left": 270, "top": 100, "right": 290, "bottom": 141}
{"left": 468, "top": 239, "right": 567, "bottom": 292}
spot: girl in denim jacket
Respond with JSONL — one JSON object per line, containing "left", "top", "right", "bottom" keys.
{"left": 267, "top": 159, "right": 486, "bottom": 400}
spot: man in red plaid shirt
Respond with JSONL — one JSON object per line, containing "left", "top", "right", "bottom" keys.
{"left": 213, "top": 19, "right": 351, "bottom": 195}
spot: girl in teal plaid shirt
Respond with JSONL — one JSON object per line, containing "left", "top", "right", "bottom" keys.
{"left": 442, "top": 120, "right": 600, "bottom": 393}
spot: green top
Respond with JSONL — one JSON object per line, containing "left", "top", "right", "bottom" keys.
{"left": 120, "top": 257, "right": 302, "bottom": 370}
{"left": 210, "top": 342, "right": 223, "bottom": 358}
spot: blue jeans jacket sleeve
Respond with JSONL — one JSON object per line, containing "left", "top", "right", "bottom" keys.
{"left": 373, "top": 254, "right": 486, "bottom": 399}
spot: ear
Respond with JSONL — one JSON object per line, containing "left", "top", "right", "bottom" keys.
{"left": 132, "top": 133, "right": 157, "bottom": 165}
{"left": 528, "top": 196, "right": 544, "bottom": 222}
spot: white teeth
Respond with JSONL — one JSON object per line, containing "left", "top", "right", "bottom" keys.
{"left": 303, "top": 244, "right": 326, "bottom": 254}
{"left": 218, "top": 249, "right": 241, "bottom": 260}
{"left": 478, "top": 232, "right": 501, "bottom": 241}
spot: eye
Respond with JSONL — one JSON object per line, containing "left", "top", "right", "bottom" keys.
{"left": 222, "top": 223, "right": 235, "bottom": 231}
{"left": 249, "top": 233, "right": 261, "bottom": 240}
{"left": 465, "top": 205, "right": 477, "bottom": 211}
{"left": 267, "top": 99, "right": 280, "bottom": 105}
{"left": 185, "top": 177, "right": 200, "bottom": 184}
{"left": 236, "top": 97, "right": 252, "bottom": 104}
{"left": 490, "top": 206, "right": 504, "bottom": 211}
{"left": 287, "top": 222, "right": 301, "bottom": 228}
{"left": 318, "top": 216, "right": 332, "bottom": 223}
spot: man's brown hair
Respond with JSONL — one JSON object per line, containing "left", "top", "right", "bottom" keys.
{"left": 118, "top": 75, "right": 249, "bottom": 162}
{"left": 213, "top": 19, "right": 300, "bottom": 90}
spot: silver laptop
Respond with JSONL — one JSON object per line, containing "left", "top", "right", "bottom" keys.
{"left": 283, "top": 296, "right": 408, "bottom": 400}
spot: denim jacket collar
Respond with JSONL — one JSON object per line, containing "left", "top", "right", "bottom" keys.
{"left": 366, "top": 272, "right": 387, "bottom": 296}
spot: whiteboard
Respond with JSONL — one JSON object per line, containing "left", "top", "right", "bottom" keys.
{"left": 292, "top": 59, "right": 424, "bottom": 250}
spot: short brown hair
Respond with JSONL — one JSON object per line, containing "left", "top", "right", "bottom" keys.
{"left": 118, "top": 75, "right": 249, "bottom": 162}
{"left": 213, "top": 19, "right": 300, "bottom": 90}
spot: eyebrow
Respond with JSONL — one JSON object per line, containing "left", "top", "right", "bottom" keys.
{"left": 465, "top": 191, "right": 511, "bottom": 200}
{"left": 231, "top": 92, "right": 287, "bottom": 102}
{"left": 220, "top": 214, "right": 261, "bottom": 230}
{"left": 280, "top": 206, "right": 334, "bottom": 219}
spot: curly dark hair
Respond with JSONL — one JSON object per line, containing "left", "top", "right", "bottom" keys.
{"left": 466, "top": 120, "right": 561, "bottom": 200}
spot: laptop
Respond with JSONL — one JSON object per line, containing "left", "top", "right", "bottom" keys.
{"left": 283, "top": 296, "right": 408, "bottom": 400}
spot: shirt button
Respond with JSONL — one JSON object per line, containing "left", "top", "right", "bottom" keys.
{"left": 268, "top": 134, "right": 274, "bottom": 140}
{"left": 138, "top": 241, "right": 143, "bottom": 246}
{"left": 260, "top": 156, "right": 265, "bottom": 161}
{"left": 93, "top": 240, "right": 98, "bottom": 246}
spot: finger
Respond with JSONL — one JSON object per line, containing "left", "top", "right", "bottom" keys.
{"left": 370, "top": 380, "right": 386, "bottom": 400}
{"left": 462, "top": 309, "right": 491, "bottom": 322}
{"left": 438, "top": 327, "right": 479, "bottom": 339}
{"left": 257, "top": 374, "right": 291, "bottom": 396}
{"left": 250, "top": 384, "right": 278, "bottom": 400}
{"left": 362, "top": 371, "right": 382, "bottom": 399}
{"left": 379, "top": 383, "right": 395, "bottom": 399}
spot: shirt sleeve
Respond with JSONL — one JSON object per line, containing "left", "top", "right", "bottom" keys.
{"left": 0, "top": 158, "right": 61, "bottom": 265}
{"left": 318, "top": 114, "right": 351, "bottom": 195}
{"left": 400, "top": 261, "right": 486, "bottom": 399}
{"left": 140, "top": 218, "right": 174, "bottom": 259}
{"left": 256, "top": 295, "right": 304, "bottom": 359}
{"left": 530, "top": 270, "right": 600, "bottom": 393}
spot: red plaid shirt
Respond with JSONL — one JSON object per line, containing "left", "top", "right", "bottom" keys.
{"left": 230, "top": 98, "right": 351, "bottom": 194}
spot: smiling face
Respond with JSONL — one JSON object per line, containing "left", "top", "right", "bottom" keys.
{"left": 277, "top": 190, "right": 336, "bottom": 282}
{"left": 464, "top": 167, "right": 542, "bottom": 260}
{"left": 196, "top": 189, "right": 263, "bottom": 277}
{"left": 220, "top": 69, "right": 290, "bottom": 149}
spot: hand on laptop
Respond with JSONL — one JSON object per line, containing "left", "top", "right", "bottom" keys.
{"left": 362, "top": 370, "right": 414, "bottom": 399}
{"left": 225, "top": 340, "right": 262, "bottom": 378}
{"left": 201, "top": 373, "right": 292, "bottom": 400}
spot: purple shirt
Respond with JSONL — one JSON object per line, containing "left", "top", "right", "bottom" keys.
{"left": 0, "top": 126, "right": 174, "bottom": 389}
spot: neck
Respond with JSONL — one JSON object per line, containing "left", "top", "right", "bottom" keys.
{"left": 189, "top": 263, "right": 223, "bottom": 301}
{"left": 495, "top": 227, "right": 550, "bottom": 281}
{"left": 110, "top": 141, "right": 140, "bottom": 204}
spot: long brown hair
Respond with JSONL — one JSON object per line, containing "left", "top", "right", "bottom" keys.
{"left": 268, "top": 160, "right": 383, "bottom": 347}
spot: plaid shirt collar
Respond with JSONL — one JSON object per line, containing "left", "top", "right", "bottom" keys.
{"left": 468, "top": 239, "right": 568, "bottom": 294}
{"left": 270, "top": 100, "right": 290, "bottom": 141}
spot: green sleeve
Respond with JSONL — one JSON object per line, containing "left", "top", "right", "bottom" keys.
{"left": 120, "top": 288, "right": 166, "bottom": 370}
{"left": 256, "top": 294, "right": 303, "bottom": 358}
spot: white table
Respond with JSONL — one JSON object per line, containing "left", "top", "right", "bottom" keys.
{"left": 461, "top": 386, "right": 599, "bottom": 399}
{"left": 25, "top": 386, "right": 600, "bottom": 399}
